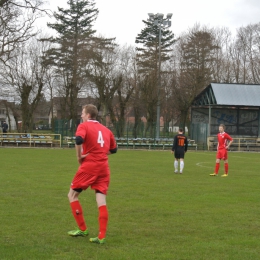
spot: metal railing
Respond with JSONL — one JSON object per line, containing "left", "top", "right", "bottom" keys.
{"left": 115, "top": 137, "right": 197, "bottom": 150}
{"left": 207, "top": 137, "right": 260, "bottom": 151}
{"left": 0, "top": 133, "right": 61, "bottom": 148}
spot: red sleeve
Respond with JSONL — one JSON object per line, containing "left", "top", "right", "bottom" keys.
{"left": 75, "top": 123, "right": 87, "bottom": 139}
{"left": 225, "top": 133, "right": 233, "bottom": 141}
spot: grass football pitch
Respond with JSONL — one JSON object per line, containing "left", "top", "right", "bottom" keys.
{"left": 0, "top": 148, "right": 260, "bottom": 260}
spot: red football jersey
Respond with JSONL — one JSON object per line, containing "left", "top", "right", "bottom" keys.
{"left": 76, "top": 120, "right": 117, "bottom": 164}
{"left": 217, "top": 132, "right": 232, "bottom": 149}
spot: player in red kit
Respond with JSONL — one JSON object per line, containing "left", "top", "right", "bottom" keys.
{"left": 67, "top": 104, "right": 117, "bottom": 244}
{"left": 210, "top": 124, "right": 233, "bottom": 177}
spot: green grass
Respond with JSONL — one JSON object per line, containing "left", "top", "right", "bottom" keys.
{"left": 0, "top": 148, "right": 260, "bottom": 260}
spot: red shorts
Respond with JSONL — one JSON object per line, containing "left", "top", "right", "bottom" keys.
{"left": 70, "top": 161, "right": 110, "bottom": 195}
{"left": 216, "top": 148, "right": 228, "bottom": 160}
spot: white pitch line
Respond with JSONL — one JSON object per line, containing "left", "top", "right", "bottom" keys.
{"left": 192, "top": 152, "right": 214, "bottom": 156}
{"left": 196, "top": 162, "right": 212, "bottom": 169}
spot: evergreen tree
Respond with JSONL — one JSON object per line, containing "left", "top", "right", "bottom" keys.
{"left": 43, "top": 0, "right": 112, "bottom": 123}
{"left": 135, "top": 15, "right": 175, "bottom": 134}
{"left": 135, "top": 17, "right": 175, "bottom": 73}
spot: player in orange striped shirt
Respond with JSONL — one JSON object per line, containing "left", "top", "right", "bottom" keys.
{"left": 171, "top": 128, "right": 188, "bottom": 174}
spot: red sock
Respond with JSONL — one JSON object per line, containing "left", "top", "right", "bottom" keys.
{"left": 215, "top": 163, "right": 220, "bottom": 174}
{"left": 70, "top": 201, "right": 87, "bottom": 231}
{"left": 225, "top": 163, "right": 228, "bottom": 174}
{"left": 98, "top": 205, "right": 108, "bottom": 239}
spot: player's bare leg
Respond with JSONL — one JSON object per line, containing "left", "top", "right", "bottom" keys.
{"left": 68, "top": 188, "right": 80, "bottom": 202}
{"left": 67, "top": 188, "right": 88, "bottom": 236}
{"left": 90, "top": 191, "right": 108, "bottom": 244}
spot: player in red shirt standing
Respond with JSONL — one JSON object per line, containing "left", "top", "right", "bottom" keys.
{"left": 67, "top": 104, "right": 117, "bottom": 244}
{"left": 210, "top": 124, "right": 233, "bottom": 177}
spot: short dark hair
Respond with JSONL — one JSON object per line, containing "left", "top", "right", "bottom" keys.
{"left": 83, "top": 104, "right": 98, "bottom": 119}
{"left": 179, "top": 128, "right": 183, "bottom": 133}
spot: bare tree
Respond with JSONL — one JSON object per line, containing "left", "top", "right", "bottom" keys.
{"left": 44, "top": 66, "right": 60, "bottom": 128}
{"left": 87, "top": 42, "right": 118, "bottom": 125}
{"left": 118, "top": 46, "right": 144, "bottom": 138}
{"left": 210, "top": 27, "right": 233, "bottom": 82}
{"left": 111, "top": 45, "right": 136, "bottom": 137}
{"left": 171, "top": 24, "right": 219, "bottom": 131}
{"left": 0, "top": 0, "right": 47, "bottom": 64}
{"left": 1, "top": 36, "right": 49, "bottom": 132}
{"left": 232, "top": 23, "right": 260, "bottom": 84}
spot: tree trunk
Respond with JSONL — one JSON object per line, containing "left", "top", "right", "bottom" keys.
{"left": 179, "top": 109, "right": 188, "bottom": 134}
{"left": 133, "top": 106, "right": 141, "bottom": 138}
{"left": 20, "top": 82, "right": 44, "bottom": 133}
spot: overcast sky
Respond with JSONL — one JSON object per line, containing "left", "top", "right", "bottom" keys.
{"left": 38, "top": 0, "right": 260, "bottom": 45}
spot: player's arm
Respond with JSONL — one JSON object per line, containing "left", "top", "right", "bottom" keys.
{"left": 108, "top": 132, "right": 117, "bottom": 155}
{"left": 108, "top": 147, "right": 117, "bottom": 155}
{"left": 75, "top": 143, "right": 82, "bottom": 163}
{"left": 75, "top": 135, "right": 88, "bottom": 164}
{"left": 227, "top": 140, "right": 233, "bottom": 149}
{"left": 226, "top": 136, "right": 233, "bottom": 149}
{"left": 184, "top": 137, "right": 188, "bottom": 152}
{"left": 74, "top": 124, "right": 89, "bottom": 164}
{"left": 171, "top": 136, "right": 177, "bottom": 154}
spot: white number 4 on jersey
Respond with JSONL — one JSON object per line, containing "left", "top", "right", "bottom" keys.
{"left": 97, "top": 131, "right": 104, "bottom": 147}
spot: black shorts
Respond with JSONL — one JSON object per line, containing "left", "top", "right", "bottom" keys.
{"left": 174, "top": 149, "right": 185, "bottom": 159}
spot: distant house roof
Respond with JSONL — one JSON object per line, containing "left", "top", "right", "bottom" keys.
{"left": 192, "top": 83, "right": 260, "bottom": 107}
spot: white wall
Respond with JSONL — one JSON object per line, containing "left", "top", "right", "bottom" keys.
{"left": 168, "top": 126, "right": 188, "bottom": 133}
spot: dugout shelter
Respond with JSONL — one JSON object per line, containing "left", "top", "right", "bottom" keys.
{"left": 191, "top": 83, "right": 260, "bottom": 150}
